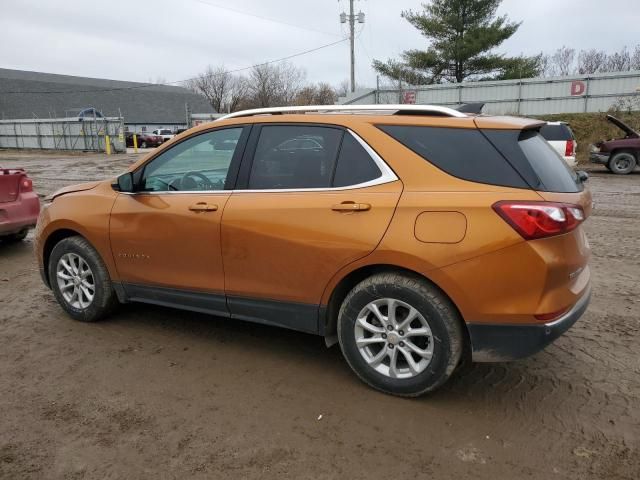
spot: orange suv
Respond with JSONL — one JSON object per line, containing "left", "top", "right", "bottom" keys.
{"left": 35, "top": 105, "right": 592, "bottom": 396}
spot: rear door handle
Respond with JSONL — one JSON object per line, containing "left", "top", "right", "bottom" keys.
{"left": 331, "top": 202, "right": 371, "bottom": 212}
{"left": 188, "top": 202, "right": 218, "bottom": 212}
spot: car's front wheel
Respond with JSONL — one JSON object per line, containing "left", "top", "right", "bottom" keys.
{"left": 608, "top": 152, "right": 637, "bottom": 174}
{"left": 337, "top": 273, "right": 463, "bottom": 397}
{"left": 140, "top": 141, "right": 148, "bottom": 148}
{"left": 48, "top": 236, "right": 117, "bottom": 322}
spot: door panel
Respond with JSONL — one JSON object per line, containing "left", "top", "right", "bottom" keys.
{"left": 110, "top": 192, "right": 230, "bottom": 293}
{"left": 221, "top": 181, "right": 403, "bottom": 305}
{"left": 109, "top": 126, "right": 248, "bottom": 298}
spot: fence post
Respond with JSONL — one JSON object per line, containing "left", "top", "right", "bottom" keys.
{"left": 584, "top": 77, "right": 591, "bottom": 113}
{"left": 517, "top": 80, "right": 523, "bottom": 115}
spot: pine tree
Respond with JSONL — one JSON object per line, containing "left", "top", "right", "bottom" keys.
{"left": 373, "top": 0, "right": 536, "bottom": 84}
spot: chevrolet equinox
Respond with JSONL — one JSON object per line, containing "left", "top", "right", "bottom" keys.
{"left": 35, "top": 105, "right": 592, "bottom": 396}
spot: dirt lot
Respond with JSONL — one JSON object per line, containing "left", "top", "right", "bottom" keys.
{"left": 1, "top": 150, "right": 639, "bottom": 479}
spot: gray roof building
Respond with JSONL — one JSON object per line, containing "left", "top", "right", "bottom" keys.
{"left": 0, "top": 68, "right": 214, "bottom": 123}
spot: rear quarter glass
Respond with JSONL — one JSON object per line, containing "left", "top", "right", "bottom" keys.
{"left": 377, "top": 125, "right": 529, "bottom": 189}
{"left": 482, "top": 129, "right": 582, "bottom": 193}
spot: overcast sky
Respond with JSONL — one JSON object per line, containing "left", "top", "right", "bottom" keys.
{"left": 1, "top": 0, "right": 639, "bottom": 88}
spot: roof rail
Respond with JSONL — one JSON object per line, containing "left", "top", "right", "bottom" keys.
{"left": 217, "top": 104, "right": 467, "bottom": 121}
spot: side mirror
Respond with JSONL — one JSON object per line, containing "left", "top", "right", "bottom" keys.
{"left": 577, "top": 170, "right": 589, "bottom": 183}
{"left": 115, "top": 172, "right": 135, "bottom": 192}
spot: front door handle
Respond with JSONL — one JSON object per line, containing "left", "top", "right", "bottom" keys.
{"left": 331, "top": 202, "right": 371, "bottom": 212}
{"left": 188, "top": 202, "right": 218, "bottom": 212}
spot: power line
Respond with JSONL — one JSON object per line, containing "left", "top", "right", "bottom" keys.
{"left": 1, "top": 37, "right": 348, "bottom": 95}
{"left": 191, "top": 0, "right": 340, "bottom": 38}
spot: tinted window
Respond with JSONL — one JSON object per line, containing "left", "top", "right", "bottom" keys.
{"left": 142, "top": 128, "right": 242, "bottom": 191}
{"left": 333, "top": 133, "right": 382, "bottom": 187}
{"left": 378, "top": 125, "right": 528, "bottom": 188}
{"left": 540, "top": 124, "right": 574, "bottom": 141}
{"left": 518, "top": 131, "right": 580, "bottom": 193}
{"left": 248, "top": 126, "right": 342, "bottom": 189}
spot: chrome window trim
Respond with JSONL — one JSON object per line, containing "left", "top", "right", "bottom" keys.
{"left": 124, "top": 129, "right": 398, "bottom": 195}
{"left": 239, "top": 129, "right": 398, "bottom": 193}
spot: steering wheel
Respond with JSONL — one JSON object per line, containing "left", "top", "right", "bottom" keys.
{"left": 180, "top": 171, "right": 213, "bottom": 190}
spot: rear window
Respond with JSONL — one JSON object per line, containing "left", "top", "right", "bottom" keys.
{"left": 377, "top": 125, "right": 528, "bottom": 189}
{"left": 517, "top": 131, "right": 581, "bottom": 193}
{"left": 539, "top": 124, "right": 574, "bottom": 141}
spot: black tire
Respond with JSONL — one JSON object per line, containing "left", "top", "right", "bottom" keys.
{"left": 140, "top": 141, "right": 147, "bottom": 148}
{"left": 608, "top": 152, "right": 637, "bottom": 175}
{"left": 337, "top": 273, "right": 463, "bottom": 397}
{"left": 2, "top": 229, "right": 28, "bottom": 242}
{"left": 48, "top": 236, "right": 118, "bottom": 322}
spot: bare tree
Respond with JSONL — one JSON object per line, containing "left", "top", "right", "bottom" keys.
{"left": 578, "top": 49, "right": 608, "bottom": 74}
{"left": 606, "top": 46, "right": 631, "bottom": 72}
{"left": 314, "top": 82, "right": 337, "bottom": 105}
{"left": 246, "top": 62, "right": 305, "bottom": 108}
{"left": 544, "top": 46, "right": 576, "bottom": 77}
{"left": 294, "top": 82, "right": 337, "bottom": 105}
{"left": 335, "top": 79, "right": 350, "bottom": 98}
{"left": 186, "top": 66, "right": 247, "bottom": 113}
{"left": 632, "top": 45, "right": 640, "bottom": 70}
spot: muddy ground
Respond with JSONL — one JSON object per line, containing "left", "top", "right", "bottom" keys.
{"left": 0, "top": 150, "right": 638, "bottom": 479}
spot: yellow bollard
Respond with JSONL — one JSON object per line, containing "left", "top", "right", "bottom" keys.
{"left": 105, "top": 135, "right": 112, "bottom": 155}
{"left": 133, "top": 134, "right": 138, "bottom": 153}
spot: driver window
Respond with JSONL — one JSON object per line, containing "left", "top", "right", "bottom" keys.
{"left": 142, "top": 128, "right": 242, "bottom": 192}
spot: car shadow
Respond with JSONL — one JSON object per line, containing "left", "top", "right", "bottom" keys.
{"left": 103, "top": 301, "right": 571, "bottom": 405}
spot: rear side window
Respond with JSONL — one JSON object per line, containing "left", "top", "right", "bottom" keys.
{"left": 378, "top": 125, "right": 528, "bottom": 189}
{"left": 539, "top": 124, "right": 574, "bottom": 141}
{"left": 333, "top": 133, "right": 382, "bottom": 187}
{"left": 248, "top": 126, "right": 342, "bottom": 189}
{"left": 517, "top": 131, "right": 580, "bottom": 193}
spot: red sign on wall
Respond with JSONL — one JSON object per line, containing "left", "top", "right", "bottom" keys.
{"left": 402, "top": 91, "right": 416, "bottom": 104}
{"left": 570, "top": 81, "right": 586, "bottom": 96}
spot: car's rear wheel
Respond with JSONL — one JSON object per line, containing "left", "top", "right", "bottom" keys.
{"left": 608, "top": 152, "right": 637, "bottom": 174}
{"left": 337, "top": 273, "right": 463, "bottom": 397}
{"left": 140, "top": 141, "right": 147, "bottom": 148}
{"left": 48, "top": 236, "right": 117, "bottom": 322}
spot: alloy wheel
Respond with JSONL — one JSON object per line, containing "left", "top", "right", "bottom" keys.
{"left": 56, "top": 253, "right": 95, "bottom": 309}
{"left": 354, "top": 298, "right": 434, "bottom": 379}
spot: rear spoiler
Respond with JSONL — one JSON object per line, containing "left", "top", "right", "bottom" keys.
{"left": 456, "top": 103, "right": 485, "bottom": 114}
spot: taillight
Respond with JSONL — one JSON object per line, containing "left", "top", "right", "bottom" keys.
{"left": 20, "top": 177, "right": 33, "bottom": 192}
{"left": 565, "top": 140, "right": 575, "bottom": 157}
{"left": 493, "top": 201, "right": 585, "bottom": 240}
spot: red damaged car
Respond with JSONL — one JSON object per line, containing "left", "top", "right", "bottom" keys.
{"left": 0, "top": 167, "right": 40, "bottom": 242}
{"left": 590, "top": 115, "right": 640, "bottom": 175}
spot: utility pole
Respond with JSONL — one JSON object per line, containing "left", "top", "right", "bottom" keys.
{"left": 340, "top": 1, "right": 365, "bottom": 93}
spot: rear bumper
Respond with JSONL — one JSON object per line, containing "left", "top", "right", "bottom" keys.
{"left": 0, "top": 192, "right": 40, "bottom": 235}
{"left": 467, "top": 284, "right": 591, "bottom": 362}
{"left": 590, "top": 152, "right": 610, "bottom": 165}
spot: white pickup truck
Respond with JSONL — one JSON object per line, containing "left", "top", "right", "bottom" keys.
{"left": 152, "top": 128, "right": 175, "bottom": 142}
